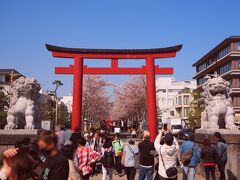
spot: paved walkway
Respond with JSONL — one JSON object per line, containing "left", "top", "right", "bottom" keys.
{"left": 91, "top": 136, "right": 205, "bottom": 179}
{"left": 91, "top": 169, "right": 204, "bottom": 180}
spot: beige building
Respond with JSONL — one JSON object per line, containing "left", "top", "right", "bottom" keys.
{"left": 156, "top": 77, "right": 196, "bottom": 123}
{"left": 173, "top": 88, "right": 193, "bottom": 121}
{"left": 0, "top": 69, "right": 23, "bottom": 92}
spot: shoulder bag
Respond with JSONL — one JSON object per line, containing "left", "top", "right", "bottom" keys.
{"left": 128, "top": 145, "right": 139, "bottom": 169}
{"left": 159, "top": 146, "right": 178, "bottom": 178}
{"left": 181, "top": 143, "right": 195, "bottom": 166}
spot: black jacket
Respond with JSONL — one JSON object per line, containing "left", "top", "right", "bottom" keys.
{"left": 39, "top": 152, "right": 69, "bottom": 180}
{"left": 201, "top": 146, "right": 219, "bottom": 164}
{"left": 138, "top": 140, "right": 155, "bottom": 166}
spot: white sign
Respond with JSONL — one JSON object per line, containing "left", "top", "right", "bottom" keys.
{"left": 41, "top": 121, "right": 52, "bottom": 130}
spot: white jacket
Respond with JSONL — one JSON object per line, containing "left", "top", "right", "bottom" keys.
{"left": 154, "top": 132, "right": 179, "bottom": 178}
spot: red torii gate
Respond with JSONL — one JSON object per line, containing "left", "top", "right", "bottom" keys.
{"left": 46, "top": 44, "right": 182, "bottom": 141}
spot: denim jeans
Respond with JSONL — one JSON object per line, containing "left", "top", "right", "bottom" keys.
{"left": 218, "top": 162, "right": 226, "bottom": 180}
{"left": 102, "top": 165, "right": 113, "bottom": 180}
{"left": 138, "top": 166, "right": 153, "bottom": 180}
{"left": 182, "top": 166, "right": 196, "bottom": 180}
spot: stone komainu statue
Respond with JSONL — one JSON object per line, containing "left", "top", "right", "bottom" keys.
{"left": 5, "top": 77, "right": 51, "bottom": 129}
{"left": 201, "top": 75, "right": 237, "bottom": 130}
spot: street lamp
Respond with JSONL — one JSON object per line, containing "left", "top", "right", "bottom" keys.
{"left": 53, "top": 80, "right": 63, "bottom": 128}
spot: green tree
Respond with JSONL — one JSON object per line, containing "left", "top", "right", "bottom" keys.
{"left": 57, "top": 103, "right": 71, "bottom": 127}
{"left": 187, "top": 91, "right": 204, "bottom": 127}
{"left": 0, "top": 87, "right": 8, "bottom": 128}
{"left": 38, "top": 100, "right": 55, "bottom": 121}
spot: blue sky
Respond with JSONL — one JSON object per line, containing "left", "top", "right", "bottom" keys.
{"left": 1, "top": 1, "right": 240, "bottom": 96}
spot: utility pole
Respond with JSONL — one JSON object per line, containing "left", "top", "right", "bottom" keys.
{"left": 53, "top": 80, "right": 63, "bottom": 128}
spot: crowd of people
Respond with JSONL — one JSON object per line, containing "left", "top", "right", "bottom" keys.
{"left": 0, "top": 125, "right": 228, "bottom": 180}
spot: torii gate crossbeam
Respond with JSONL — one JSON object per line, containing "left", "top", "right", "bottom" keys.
{"left": 46, "top": 44, "right": 182, "bottom": 141}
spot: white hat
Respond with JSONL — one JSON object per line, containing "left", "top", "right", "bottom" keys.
{"left": 84, "top": 133, "right": 89, "bottom": 137}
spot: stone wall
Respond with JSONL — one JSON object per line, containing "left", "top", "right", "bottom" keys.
{"left": 195, "top": 129, "right": 240, "bottom": 180}
{"left": 0, "top": 129, "right": 42, "bottom": 159}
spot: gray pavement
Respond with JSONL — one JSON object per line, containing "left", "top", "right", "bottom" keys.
{"left": 91, "top": 169, "right": 204, "bottom": 180}
{"left": 91, "top": 136, "right": 204, "bottom": 180}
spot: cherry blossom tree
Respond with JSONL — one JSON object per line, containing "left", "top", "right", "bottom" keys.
{"left": 110, "top": 76, "right": 146, "bottom": 124}
{"left": 82, "top": 75, "right": 111, "bottom": 122}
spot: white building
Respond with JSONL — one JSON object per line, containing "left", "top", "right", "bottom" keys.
{"left": 60, "top": 94, "right": 73, "bottom": 113}
{"left": 156, "top": 77, "right": 196, "bottom": 123}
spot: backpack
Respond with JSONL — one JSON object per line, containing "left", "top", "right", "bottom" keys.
{"left": 181, "top": 143, "right": 195, "bottom": 166}
{"left": 102, "top": 149, "right": 114, "bottom": 168}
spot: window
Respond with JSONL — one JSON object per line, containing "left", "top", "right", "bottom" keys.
{"left": 170, "top": 111, "right": 174, "bottom": 116}
{"left": 219, "top": 62, "right": 231, "bottom": 75}
{"left": 237, "top": 42, "right": 240, "bottom": 51}
{"left": 237, "top": 60, "right": 240, "bottom": 69}
{"left": 207, "top": 58, "right": 215, "bottom": 66}
{"left": 172, "top": 125, "right": 183, "bottom": 129}
{"left": 184, "top": 108, "right": 189, "bottom": 117}
{"left": 218, "top": 45, "right": 230, "bottom": 59}
{"left": 0, "top": 75, "right": 5, "bottom": 82}
{"left": 157, "top": 89, "right": 166, "bottom": 93}
{"left": 198, "top": 63, "right": 206, "bottom": 72}
{"left": 5, "top": 76, "right": 10, "bottom": 83}
{"left": 183, "top": 95, "right": 190, "bottom": 105}
{"left": 198, "top": 77, "right": 206, "bottom": 85}
{"left": 178, "top": 96, "right": 182, "bottom": 105}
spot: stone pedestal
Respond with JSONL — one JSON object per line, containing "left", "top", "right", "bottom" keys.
{"left": 0, "top": 129, "right": 42, "bottom": 155}
{"left": 195, "top": 129, "right": 240, "bottom": 180}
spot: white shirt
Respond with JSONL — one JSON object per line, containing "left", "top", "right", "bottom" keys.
{"left": 123, "top": 144, "right": 139, "bottom": 167}
{"left": 154, "top": 132, "right": 179, "bottom": 178}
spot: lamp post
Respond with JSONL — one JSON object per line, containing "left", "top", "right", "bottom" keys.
{"left": 53, "top": 80, "right": 63, "bottom": 128}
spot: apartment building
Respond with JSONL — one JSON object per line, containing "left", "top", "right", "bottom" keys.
{"left": 192, "top": 36, "right": 240, "bottom": 121}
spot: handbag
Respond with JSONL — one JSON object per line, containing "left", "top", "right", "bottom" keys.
{"left": 159, "top": 146, "right": 178, "bottom": 177}
{"left": 128, "top": 145, "right": 139, "bottom": 169}
{"left": 117, "top": 151, "right": 123, "bottom": 156}
{"left": 181, "top": 143, "right": 195, "bottom": 166}
{"left": 115, "top": 140, "right": 123, "bottom": 156}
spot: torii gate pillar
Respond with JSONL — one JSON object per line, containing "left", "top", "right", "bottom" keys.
{"left": 72, "top": 57, "right": 83, "bottom": 130}
{"left": 146, "top": 57, "right": 157, "bottom": 139}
